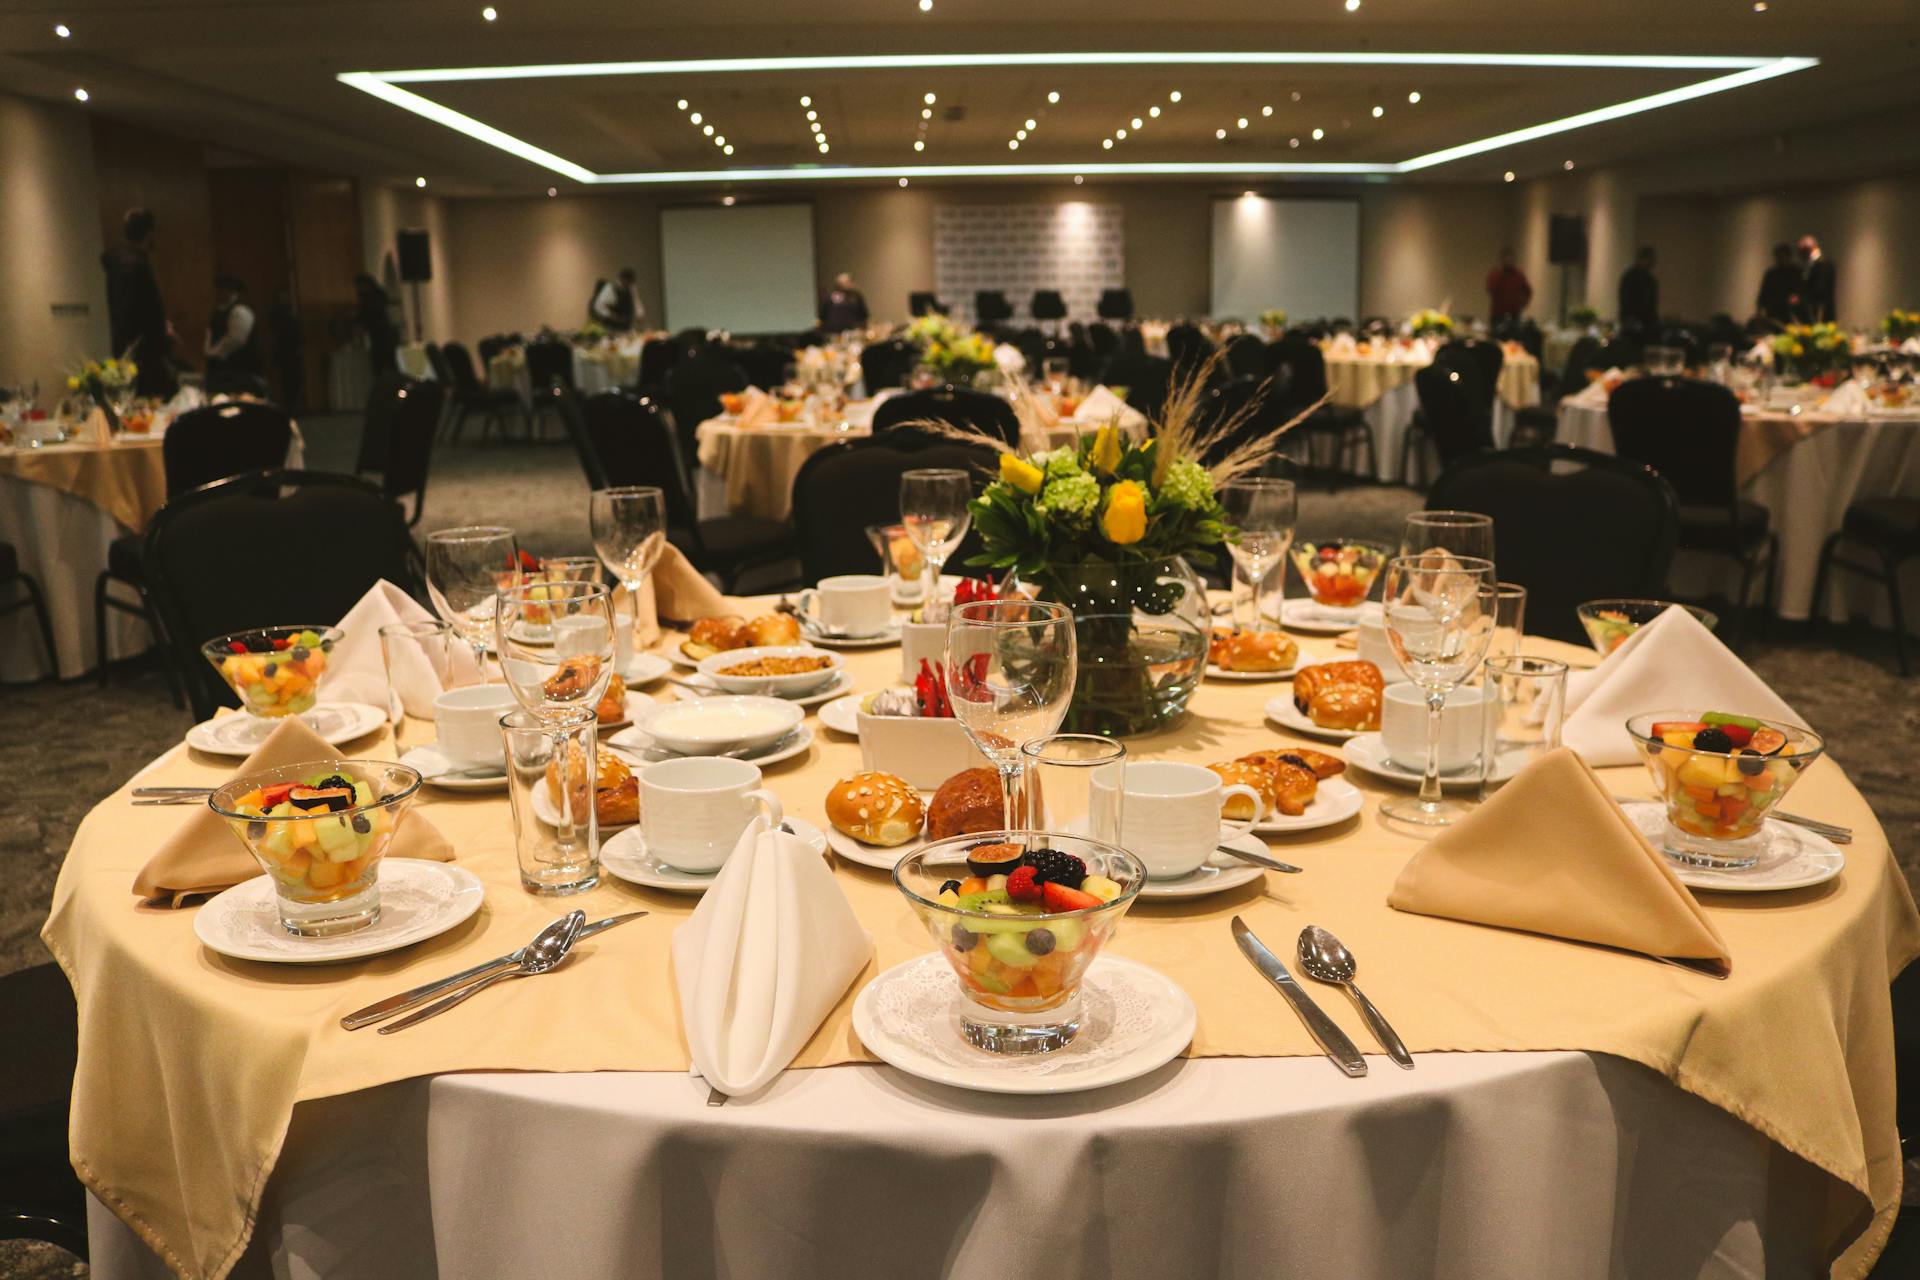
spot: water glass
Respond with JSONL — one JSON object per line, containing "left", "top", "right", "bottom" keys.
{"left": 1019, "top": 734, "right": 1125, "bottom": 842}
{"left": 1474, "top": 582, "right": 1528, "bottom": 800}
{"left": 946, "top": 599, "right": 1078, "bottom": 828}
{"left": 378, "top": 619, "right": 460, "bottom": 742}
{"left": 900, "top": 468, "right": 974, "bottom": 622}
{"left": 501, "top": 706, "right": 601, "bottom": 895}
{"left": 1220, "top": 478, "right": 1296, "bottom": 631}
{"left": 426, "top": 525, "right": 520, "bottom": 670}
{"left": 1481, "top": 656, "right": 1568, "bottom": 787}
{"left": 1400, "top": 510, "right": 1495, "bottom": 563}
{"left": 590, "top": 485, "right": 667, "bottom": 653}
{"left": 1379, "top": 555, "right": 1497, "bottom": 827}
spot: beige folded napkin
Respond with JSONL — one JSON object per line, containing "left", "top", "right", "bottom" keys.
{"left": 671, "top": 817, "right": 872, "bottom": 1097}
{"left": 1389, "top": 747, "right": 1731, "bottom": 974}
{"left": 1563, "top": 605, "right": 1801, "bottom": 767}
{"left": 631, "top": 543, "right": 726, "bottom": 645}
{"left": 1822, "top": 379, "right": 1869, "bottom": 416}
{"left": 1076, "top": 384, "right": 1126, "bottom": 425}
{"left": 133, "top": 717, "right": 452, "bottom": 905}
{"left": 326, "top": 578, "right": 484, "bottom": 711}
{"left": 735, "top": 387, "right": 776, "bottom": 429}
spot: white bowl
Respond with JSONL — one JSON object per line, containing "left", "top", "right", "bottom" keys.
{"left": 697, "top": 645, "right": 842, "bottom": 698}
{"left": 634, "top": 696, "right": 805, "bottom": 755}
{"left": 855, "top": 708, "right": 988, "bottom": 790}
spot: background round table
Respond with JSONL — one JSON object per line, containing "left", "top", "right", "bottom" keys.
{"left": 1321, "top": 343, "right": 1541, "bottom": 482}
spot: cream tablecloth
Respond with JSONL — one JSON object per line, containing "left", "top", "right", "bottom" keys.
{"left": 48, "top": 624, "right": 1920, "bottom": 1280}
{"left": 1322, "top": 343, "right": 1540, "bottom": 482}
{"left": 1558, "top": 397, "right": 1920, "bottom": 626}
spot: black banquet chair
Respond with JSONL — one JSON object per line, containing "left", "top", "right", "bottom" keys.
{"left": 1097, "top": 289, "right": 1134, "bottom": 322}
{"left": 1426, "top": 445, "right": 1680, "bottom": 645}
{"left": 860, "top": 339, "right": 918, "bottom": 394}
{"left": 143, "top": 470, "right": 424, "bottom": 720}
{"left": 974, "top": 290, "right": 1014, "bottom": 327}
{"left": 1402, "top": 357, "right": 1495, "bottom": 485}
{"left": 872, "top": 386, "right": 1020, "bottom": 447}
{"left": 1608, "top": 376, "right": 1777, "bottom": 644}
{"left": 548, "top": 382, "right": 608, "bottom": 490}
{"left": 579, "top": 392, "right": 791, "bottom": 592}
{"left": 789, "top": 433, "right": 996, "bottom": 584}
{"left": 662, "top": 346, "right": 750, "bottom": 458}
{"left": 355, "top": 375, "right": 445, "bottom": 526}
{"left": 1031, "top": 290, "right": 1067, "bottom": 326}
{"left": 0, "top": 962, "right": 87, "bottom": 1261}
{"left": 908, "top": 291, "right": 946, "bottom": 317}
{"left": 1270, "top": 333, "right": 1375, "bottom": 485}
{"left": 439, "top": 340, "right": 528, "bottom": 445}
{"left": 0, "top": 541, "right": 58, "bottom": 678}
{"left": 1810, "top": 498, "right": 1920, "bottom": 675}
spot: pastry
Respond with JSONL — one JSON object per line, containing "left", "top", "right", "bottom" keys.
{"left": 545, "top": 744, "right": 638, "bottom": 827}
{"left": 825, "top": 771, "right": 925, "bottom": 846}
{"left": 926, "top": 767, "right": 1006, "bottom": 840}
{"left": 681, "top": 615, "right": 746, "bottom": 660}
{"left": 1309, "top": 681, "right": 1381, "bottom": 731}
{"left": 1208, "top": 761, "right": 1278, "bottom": 820}
{"left": 744, "top": 613, "right": 802, "bottom": 647}
{"left": 541, "top": 655, "right": 603, "bottom": 701}
{"left": 1242, "top": 747, "right": 1345, "bottom": 780}
{"left": 593, "top": 673, "right": 628, "bottom": 724}
{"left": 1231, "top": 754, "right": 1319, "bottom": 815}
{"left": 1211, "top": 629, "right": 1299, "bottom": 672}
{"left": 1291, "top": 659, "right": 1384, "bottom": 714}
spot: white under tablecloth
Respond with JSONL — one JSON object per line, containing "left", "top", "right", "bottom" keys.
{"left": 87, "top": 1049, "right": 1831, "bottom": 1280}
{"left": 1363, "top": 381, "right": 1521, "bottom": 484}
{"left": 1558, "top": 400, "right": 1920, "bottom": 626}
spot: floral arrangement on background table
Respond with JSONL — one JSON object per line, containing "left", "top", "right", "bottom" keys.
{"left": 906, "top": 313, "right": 998, "bottom": 387}
{"left": 574, "top": 321, "right": 606, "bottom": 344}
{"left": 1258, "top": 308, "right": 1288, "bottom": 336}
{"left": 67, "top": 356, "right": 137, "bottom": 433}
{"left": 1882, "top": 309, "right": 1920, "bottom": 343}
{"left": 1407, "top": 308, "right": 1454, "bottom": 340}
{"left": 1567, "top": 305, "right": 1601, "bottom": 328}
{"left": 1771, "top": 323, "right": 1853, "bottom": 384}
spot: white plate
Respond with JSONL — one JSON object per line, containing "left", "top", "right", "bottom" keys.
{"left": 1617, "top": 801, "right": 1846, "bottom": 893}
{"left": 799, "top": 618, "right": 903, "bottom": 649}
{"left": 595, "top": 690, "right": 655, "bottom": 732}
{"left": 606, "top": 723, "right": 815, "bottom": 769}
{"left": 530, "top": 779, "right": 638, "bottom": 830}
{"left": 1341, "top": 733, "right": 1525, "bottom": 788}
{"left": 817, "top": 692, "right": 864, "bottom": 735}
{"left": 600, "top": 818, "right": 829, "bottom": 894}
{"left": 852, "top": 952, "right": 1196, "bottom": 1096}
{"left": 399, "top": 744, "right": 508, "bottom": 791}
{"left": 1278, "top": 598, "right": 1365, "bottom": 634}
{"left": 1264, "top": 693, "right": 1367, "bottom": 742}
{"left": 193, "top": 859, "right": 485, "bottom": 964}
{"left": 481, "top": 620, "right": 552, "bottom": 654}
{"left": 889, "top": 572, "right": 962, "bottom": 607}
{"left": 823, "top": 821, "right": 925, "bottom": 872}
{"left": 1138, "top": 831, "right": 1270, "bottom": 900}
{"left": 671, "top": 668, "right": 853, "bottom": 708}
{"left": 1206, "top": 662, "right": 1297, "bottom": 681}
{"left": 1252, "top": 776, "right": 1366, "bottom": 833}
{"left": 185, "top": 701, "right": 388, "bottom": 757}
{"left": 620, "top": 652, "right": 673, "bottom": 684}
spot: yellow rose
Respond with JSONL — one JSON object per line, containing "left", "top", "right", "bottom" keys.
{"left": 1087, "top": 424, "right": 1123, "bottom": 475}
{"left": 1101, "top": 480, "right": 1148, "bottom": 545}
{"left": 67, "top": 375, "right": 81, "bottom": 390}
{"left": 999, "top": 452, "right": 1045, "bottom": 494}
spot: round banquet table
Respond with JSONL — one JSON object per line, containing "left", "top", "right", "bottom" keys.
{"left": 1558, "top": 397, "right": 1920, "bottom": 628}
{"left": 1321, "top": 342, "right": 1541, "bottom": 483}
{"left": 62, "top": 619, "right": 1914, "bottom": 1280}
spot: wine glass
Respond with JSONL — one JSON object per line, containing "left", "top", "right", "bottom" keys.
{"left": 1219, "top": 478, "right": 1296, "bottom": 630}
{"left": 1379, "top": 555, "right": 1497, "bottom": 828}
{"left": 945, "top": 599, "right": 1078, "bottom": 829}
{"left": 1401, "top": 509, "right": 1495, "bottom": 563}
{"left": 495, "top": 581, "right": 616, "bottom": 724}
{"left": 900, "top": 468, "right": 973, "bottom": 622}
{"left": 425, "top": 526, "right": 520, "bottom": 670}
{"left": 589, "top": 486, "right": 667, "bottom": 658}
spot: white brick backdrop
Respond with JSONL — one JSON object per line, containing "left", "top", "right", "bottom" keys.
{"left": 933, "top": 203, "right": 1125, "bottom": 326}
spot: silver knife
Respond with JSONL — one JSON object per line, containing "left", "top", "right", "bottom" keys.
{"left": 1218, "top": 844, "right": 1303, "bottom": 874}
{"left": 1231, "top": 915, "right": 1367, "bottom": 1077}
{"left": 340, "top": 911, "right": 649, "bottom": 1030}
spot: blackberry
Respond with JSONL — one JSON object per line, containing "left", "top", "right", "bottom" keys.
{"left": 1021, "top": 847, "right": 1087, "bottom": 889}
{"left": 1692, "top": 727, "right": 1735, "bottom": 754}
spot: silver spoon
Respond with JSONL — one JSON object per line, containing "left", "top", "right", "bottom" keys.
{"left": 378, "top": 910, "right": 586, "bottom": 1034}
{"left": 1296, "top": 926, "right": 1413, "bottom": 1069}
{"left": 1217, "top": 843, "right": 1303, "bottom": 874}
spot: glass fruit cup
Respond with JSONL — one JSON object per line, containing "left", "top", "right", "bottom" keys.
{"left": 1625, "top": 711, "right": 1825, "bottom": 869}
{"left": 1575, "top": 600, "right": 1719, "bottom": 655}
{"left": 1289, "top": 539, "right": 1389, "bottom": 610}
{"left": 894, "top": 831, "right": 1145, "bottom": 1055}
{"left": 210, "top": 759, "right": 422, "bottom": 936}
{"left": 202, "top": 626, "right": 343, "bottom": 733}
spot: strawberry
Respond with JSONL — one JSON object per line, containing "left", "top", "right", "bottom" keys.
{"left": 1717, "top": 723, "right": 1754, "bottom": 748}
{"left": 1042, "top": 881, "right": 1101, "bottom": 913}
{"left": 228, "top": 641, "right": 248, "bottom": 654}
{"left": 1006, "top": 865, "right": 1043, "bottom": 903}
{"left": 257, "top": 783, "right": 297, "bottom": 808}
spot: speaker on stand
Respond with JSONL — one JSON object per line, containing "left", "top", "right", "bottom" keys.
{"left": 1547, "top": 215, "right": 1587, "bottom": 325}
{"left": 396, "top": 228, "right": 432, "bottom": 344}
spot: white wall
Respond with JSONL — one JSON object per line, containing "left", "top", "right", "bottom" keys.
{"left": 0, "top": 92, "right": 112, "bottom": 397}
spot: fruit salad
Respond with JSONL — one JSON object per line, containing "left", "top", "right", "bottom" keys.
{"left": 202, "top": 626, "right": 342, "bottom": 718}
{"left": 1575, "top": 599, "right": 1719, "bottom": 655}
{"left": 1290, "top": 540, "right": 1389, "bottom": 609}
{"left": 895, "top": 832, "right": 1143, "bottom": 1015}
{"left": 1626, "top": 710, "right": 1824, "bottom": 861}
{"left": 211, "top": 760, "right": 422, "bottom": 930}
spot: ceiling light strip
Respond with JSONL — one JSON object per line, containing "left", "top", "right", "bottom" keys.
{"left": 337, "top": 72, "right": 594, "bottom": 182}
{"left": 592, "top": 162, "right": 1398, "bottom": 183}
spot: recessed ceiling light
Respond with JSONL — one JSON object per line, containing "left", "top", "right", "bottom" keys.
{"left": 1048, "top": 91, "right": 1060, "bottom": 103}
{"left": 1074, "top": 174, "right": 1083, "bottom": 184}
{"left": 1752, "top": 1, "right": 1767, "bottom": 9}
{"left": 689, "top": 111, "right": 702, "bottom": 124}
{"left": 1008, "top": 139, "right": 1019, "bottom": 150}
{"left": 1131, "top": 116, "right": 1143, "bottom": 129}
{"left": 714, "top": 135, "right": 725, "bottom": 145}
{"left": 722, "top": 194, "right": 735, "bottom": 205}
{"left": 1502, "top": 170, "right": 1515, "bottom": 182}
{"left": 1237, "top": 117, "right": 1249, "bottom": 128}
{"left": 806, "top": 109, "right": 817, "bottom": 120}
{"left": 1408, "top": 90, "right": 1421, "bottom": 103}
{"left": 414, "top": 175, "right": 426, "bottom": 186}
{"left": 702, "top": 124, "right": 714, "bottom": 135}
{"left": 1025, "top": 118, "right": 1037, "bottom": 129}
{"left": 1372, "top": 105, "right": 1384, "bottom": 117}
{"left": 1261, "top": 105, "right": 1273, "bottom": 116}
{"left": 723, "top": 144, "right": 733, "bottom": 154}
{"left": 1563, "top": 158, "right": 1575, "bottom": 169}
{"left": 800, "top": 96, "right": 811, "bottom": 107}
{"left": 919, "top": 0, "right": 932, "bottom": 10}
{"left": 1101, "top": 138, "right": 1113, "bottom": 149}
{"left": 481, "top": 6, "right": 497, "bottom": 20}
{"left": 1149, "top": 106, "right": 1161, "bottom": 118}
{"left": 1291, "top": 91, "right": 1303, "bottom": 102}
{"left": 819, "top": 143, "right": 830, "bottom": 153}
{"left": 924, "top": 92, "right": 936, "bottom": 105}
{"left": 899, "top": 177, "right": 909, "bottom": 186}
{"left": 914, "top": 139, "right": 925, "bottom": 151}
{"left": 547, "top": 186, "right": 556, "bottom": 196}
{"left": 1345, "top": 0, "right": 1360, "bottom": 10}
{"left": 1116, "top": 128, "right": 1127, "bottom": 139}
{"left": 677, "top": 98, "right": 689, "bottom": 110}
{"left": 73, "top": 86, "right": 89, "bottom": 101}
{"left": 1169, "top": 90, "right": 1182, "bottom": 103}
{"left": 1017, "top": 129, "right": 1027, "bottom": 139}
{"left": 1215, "top": 128, "right": 1227, "bottom": 139}
{"left": 54, "top": 23, "right": 71, "bottom": 37}
{"left": 810, "top": 122, "right": 820, "bottom": 132}
{"left": 1289, "top": 137, "right": 1300, "bottom": 148}
{"left": 1312, "top": 127, "right": 1324, "bottom": 139}
{"left": 921, "top": 107, "right": 932, "bottom": 119}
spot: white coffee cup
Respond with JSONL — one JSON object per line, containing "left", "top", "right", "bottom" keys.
{"left": 1098, "top": 760, "right": 1261, "bottom": 880}
{"left": 551, "top": 613, "right": 616, "bottom": 664}
{"left": 798, "top": 574, "right": 892, "bottom": 637}
{"left": 432, "top": 684, "right": 519, "bottom": 768}
{"left": 639, "top": 756, "right": 785, "bottom": 872}
{"left": 1354, "top": 603, "right": 1404, "bottom": 679}
{"left": 1381, "top": 682, "right": 1485, "bottom": 771}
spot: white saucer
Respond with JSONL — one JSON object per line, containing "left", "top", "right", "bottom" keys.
{"left": 193, "top": 859, "right": 485, "bottom": 964}
{"left": 399, "top": 744, "right": 508, "bottom": 791}
{"left": 1617, "top": 801, "right": 1846, "bottom": 893}
{"left": 670, "top": 668, "right": 853, "bottom": 708}
{"left": 1138, "top": 832, "right": 1270, "bottom": 900}
{"left": 800, "top": 618, "right": 903, "bottom": 648}
{"left": 1264, "top": 694, "right": 1366, "bottom": 742}
{"left": 620, "top": 652, "right": 673, "bottom": 684}
{"left": 1342, "top": 733, "right": 1524, "bottom": 788}
{"left": 817, "top": 692, "right": 864, "bottom": 735}
{"left": 595, "top": 689, "right": 655, "bottom": 732}
{"left": 1279, "top": 598, "right": 1365, "bottom": 634}
{"left": 530, "top": 779, "right": 638, "bottom": 830}
{"left": 823, "top": 822, "right": 921, "bottom": 871}
{"left": 852, "top": 952, "right": 1195, "bottom": 1096}
{"left": 1206, "top": 662, "right": 1298, "bottom": 681}
{"left": 606, "top": 722, "right": 814, "bottom": 769}
{"left": 600, "top": 817, "right": 829, "bottom": 894}
{"left": 185, "top": 701, "right": 388, "bottom": 757}
{"left": 1252, "top": 776, "right": 1365, "bottom": 833}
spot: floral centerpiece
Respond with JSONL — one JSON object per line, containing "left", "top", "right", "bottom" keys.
{"left": 906, "top": 313, "right": 998, "bottom": 387}
{"left": 1882, "top": 309, "right": 1920, "bottom": 343}
{"left": 1258, "top": 308, "right": 1288, "bottom": 335}
{"left": 1771, "top": 323, "right": 1853, "bottom": 384}
{"left": 1567, "top": 304, "right": 1601, "bottom": 328}
{"left": 1407, "top": 308, "right": 1454, "bottom": 340}
{"left": 574, "top": 321, "right": 607, "bottom": 344}
{"left": 67, "top": 356, "right": 137, "bottom": 432}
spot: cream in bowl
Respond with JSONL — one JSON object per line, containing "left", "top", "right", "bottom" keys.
{"left": 697, "top": 644, "right": 842, "bottom": 697}
{"left": 635, "top": 696, "right": 805, "bottom": 756}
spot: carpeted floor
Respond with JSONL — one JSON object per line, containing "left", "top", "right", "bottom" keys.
{"left": 2, "top": 411, "right": 1916, "bottom": 1278}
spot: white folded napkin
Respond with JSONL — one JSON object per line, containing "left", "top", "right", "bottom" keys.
{"left": 1076, "top": 384, "right": 1126, "bottom": 424}
{"left": 735, "top": 387, "right": 775, "bottom": 429}
{"left": 1822, "top": 379, "right": 1868, "bottom": 416}
{"left": 1328, "top": 332, "right": 1358, "bottom": 354}
{"left": 1562, "top": 605, "right": 1802, "bottom": 766}
{"left": 1903, "top": 337, "right": 1920, "bottom": 356}
{"left": 327, "top": 579, "right": 482, "bottom": 713}
{"left": 993, "top": 343, "right": 1027, "bottom": 376}
{"left": 672, "top": 818, "right": 872, "bottom": 1097}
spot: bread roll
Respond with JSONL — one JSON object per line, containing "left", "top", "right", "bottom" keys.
{"left": 1216, "top": 630, "right": 1299, "bottom": 672}
{"left": 745, "top": 613, "right": 802, "bottom": 647}
{"left": 926, "top": 767, "right": 1006, "bottom": 840}
{"left": 683, "top": 615, "right": 746, "bottom": 660}
{"left": 594, "top": 673, "right": 628, "bottom": 724}
{"left": 825, "top": 771, "right": 925, "bottom": 846}
{"left": 1242, "top": 747, "right": 1345, "bottom": 781}
{"left": 1208, "top": 761, "right": 1276, "bottom": 820}
{"left": 1232, "top": 754, "right": 1318, "bottom": 815}
{"left": 1309, "top": 681, "right": 1381, "bottom": 731}
{"left": 1292, "top": 659, "right": 1384, "bottom": 713}
{"left": 545, "top": 745, "right": 638, "bottom": 827}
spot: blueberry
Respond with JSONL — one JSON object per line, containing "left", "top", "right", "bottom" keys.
{"left": 291, "top": 646, "right": 310, "bottom": 662}
{"left": 1025, "top": 928, "right": 1056, "bottom": 956}
{"left": 1737, "top": 752, "right": 1767, "bottom": 777}
{"left": 351, "top": 814, "right": 371, "bottom": 834}
{"left": 263, "top": 663, "right": 277, "bottom": 678}
{"left": 949, "top": 923, "right": 977, "bottom": 951}
{"left": 246, "top": 820, "right": 266, "bottom": 840}
{"left": 320, "top": 639, "right": 334, "bottom": 653}
{"left": 939, "top": 879, "right": 962, "bottom": 896}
